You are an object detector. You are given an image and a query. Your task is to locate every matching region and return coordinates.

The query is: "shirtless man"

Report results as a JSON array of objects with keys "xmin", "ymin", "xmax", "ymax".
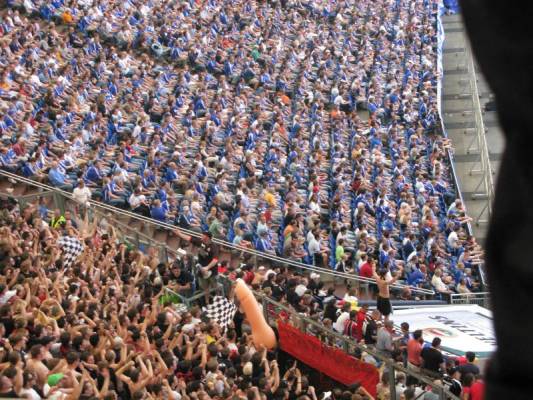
[
  {"xmin": 372, "ymin": 264, "xmax": 398, "ymax": 321},
  {"xmin": 26, "ymin": 345, "xmax": 49, "ymax": 388}
]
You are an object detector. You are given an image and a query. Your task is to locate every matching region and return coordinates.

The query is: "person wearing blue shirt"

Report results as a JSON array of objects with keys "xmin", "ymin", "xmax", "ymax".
[
  {"xmin": 255, "ymin": 230, "xmax": 275, "ymax": 255},
  {"xmin": 150, "ymin": 199, "xmax": 167, "ymax": 222},
  {"xmin": 84, "ymin": 161, "xmax": 103, "ymax": 187},
  {"xmin": 0, "ymin": 147, "xmax": 18, "ymax": 172},
  {"xmin": 164, "ymin": 162, "xmax": 180, "ymax": 186},
  {"xmin": 407, "ymin": 266, "xmax": 427, "ymax": 287},
  {"xmin": 48, "ymin": 161, "xmax": 73, "ymax": 190},
  {"xmin": 402, "ymin": 233, "xmax": 417, "ymax": 260},
  {"xmin": 102, "ymin": 177, "xmax": 126, "ymax": 207}
]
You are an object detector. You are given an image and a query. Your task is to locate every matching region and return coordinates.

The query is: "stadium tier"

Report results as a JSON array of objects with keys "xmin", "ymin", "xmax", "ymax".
[{"xmin": 0, "ymin": 0, "xmax": 487, "ymax": 398}]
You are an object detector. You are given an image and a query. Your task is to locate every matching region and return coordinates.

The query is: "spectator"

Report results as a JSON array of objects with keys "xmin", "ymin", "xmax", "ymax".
[
  {"xmin": 376, "ymin": 320, "xmax": 395, "ymax": 356},
  {"xmin": 421, "ymin": 338, "xmax": 445, "ymax": 378},
  {"xmin": 407, "ymin": 330, "xmax": 424, "ymax": 372},
  {"xmin": 72, "ymin": 179, "xmax": 92, "ymax": 207},
  {"xmin": 364, "ymin": 310, "xmax": 381, "ymax": 346},
  {"xmin": 457, "ymin": 351, "xmax": 480, "ymax": 384},
  {"xmin": 333, "ymin": 302, "xmax": 352, "ymax": 334}
]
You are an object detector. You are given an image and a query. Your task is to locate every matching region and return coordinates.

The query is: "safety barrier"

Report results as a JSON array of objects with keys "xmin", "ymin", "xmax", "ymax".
[
  {"xmin": 462, "ymin": 42, "xmax": 495, "ymax": 227},
  {"xmin": 0, "ymin": 170, "xmax": 437, "ymax": 297},
  {"xmin": 450, "ymin": 292, "xmax": 490, "ymax": 309},
  {"xmin": 239, "ymin": 276, "xmax": 460, "ymax": 400}
]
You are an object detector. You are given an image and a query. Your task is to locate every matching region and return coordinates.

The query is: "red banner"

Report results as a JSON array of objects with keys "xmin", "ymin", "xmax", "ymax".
[{"xmin": 278, "ymin": 321, "xmax": 379, "ymax": 397}]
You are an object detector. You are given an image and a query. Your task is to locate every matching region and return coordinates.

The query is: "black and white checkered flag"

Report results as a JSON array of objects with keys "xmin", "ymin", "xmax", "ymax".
[
  {"xmin": 205, "ymin": 296, "xmax": 237, "ymax": 330},
  {"xmin": 57, "ymin": 236, "xmax": 84, "ymax": 267}
]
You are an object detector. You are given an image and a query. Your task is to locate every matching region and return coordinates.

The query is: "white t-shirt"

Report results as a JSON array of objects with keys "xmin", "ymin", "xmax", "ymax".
[
  {"xmin": 447, "ymin": 231, "xmax": 459, "ymax": 248},
  {"xmin": 129, "ymin": 194, "xmax": 146, "ymax": 209},
  {"xmin": 334, "ymin": 311, "xmax": 350, "ymax": 333},
  {"xmin": 295, "ymin": 284, "xmax": 307, "ymax": 298},
  {"xmin": 72, "ymin": 186, "xmax": 92, "ymax": 205},
  {"xmin": 432, "ymin": 275, "xmax": 448, "ymax": 293},
  {"xmin": 308, "ymin": 237, "xmax": 320, "ymax": 256},
  {"xmin": 20, "ymin": 387, "xmax": 42, "ymax": 400},
  {"xmin": 0, "ymin": 290, "xmax": 17, "ymax": 305},
  {"xmin": 309, "ymin": 200, "xmax": 320, "ymax": 213}
]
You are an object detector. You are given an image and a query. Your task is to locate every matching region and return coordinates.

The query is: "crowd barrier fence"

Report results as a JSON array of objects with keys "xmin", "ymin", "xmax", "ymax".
[{"xmin": 0, "ymin": 169, "xmax": 437, "ymax": 297}]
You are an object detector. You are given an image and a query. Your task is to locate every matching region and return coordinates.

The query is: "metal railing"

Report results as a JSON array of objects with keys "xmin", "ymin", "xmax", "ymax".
[
  {"xmin": 463, "ymin": 43, "xmax": 495, "ymax": 227},
  {"xmin": 256, "ymin": 288, "xmax": 460, "ymax": 400},
  {"xmin": 450, "ymin": 292, "xmax": 490, "ymax": 308},
  {"xmin": 0, "ymin": 170, "xmax": 437, "ymax": 297}
]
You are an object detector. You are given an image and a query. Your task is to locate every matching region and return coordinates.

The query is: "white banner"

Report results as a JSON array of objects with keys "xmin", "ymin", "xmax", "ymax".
[{"xmin": 394, "ymin": 305, "xmax": 495, "ymax": 357}]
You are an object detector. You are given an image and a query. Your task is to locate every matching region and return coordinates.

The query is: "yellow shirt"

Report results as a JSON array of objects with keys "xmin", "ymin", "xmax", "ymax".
[
  {"xmin": 62, "ymin": 11, "xmax": 73, "ymax": 24},
  {"xmin": 264, "ymin": 191, "xmax": 276, "ymax": 208}
]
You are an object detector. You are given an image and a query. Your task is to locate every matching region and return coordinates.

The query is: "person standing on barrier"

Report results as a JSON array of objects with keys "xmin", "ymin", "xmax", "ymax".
[
  {"xmin": 175, "ymin": 229, "xmax": 219, "ymax": 304},
  {"xmin": 372, "ymin": 264, "xmax": 397, "ymax": 321}
]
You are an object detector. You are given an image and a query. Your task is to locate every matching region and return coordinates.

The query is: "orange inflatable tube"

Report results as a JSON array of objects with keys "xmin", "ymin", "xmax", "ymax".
[{"xmin": 234, "ymin": 279, "xmax": 277, "ymax": 349}]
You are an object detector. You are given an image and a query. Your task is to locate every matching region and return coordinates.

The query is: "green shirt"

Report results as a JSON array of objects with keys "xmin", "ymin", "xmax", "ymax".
[
  {"xmin": 335, "ymin": 245, "xmax": 345, "ymax": 262},
  {"xmin": 251, "ymin": 48, "xmax": 260, "ymax": 61},
  {"xmin": 209, "ymin": 218, "xmax": 222, "ymax": 237}
]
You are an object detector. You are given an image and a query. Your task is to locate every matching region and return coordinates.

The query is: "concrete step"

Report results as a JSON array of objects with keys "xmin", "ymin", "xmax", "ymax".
[
  {"xmin": 453, "ymin": 153, "xmax": 502, "ymax": 163},
  {"xmin": 463, "ymin": 199, "xmax": 489, "ymax": 244},
  {"xmin": 442, "ymin": 14, "xmax": 463, "ymax": 24},
  {"xmin": 443, "ymin": 47, "xmax": 465, "ymax": 54}
]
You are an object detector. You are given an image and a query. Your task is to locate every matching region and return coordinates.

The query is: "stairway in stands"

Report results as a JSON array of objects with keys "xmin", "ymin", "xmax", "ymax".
[{"xmin": 440, "ymin": 13, "xmax": 503, "ymax": 245}]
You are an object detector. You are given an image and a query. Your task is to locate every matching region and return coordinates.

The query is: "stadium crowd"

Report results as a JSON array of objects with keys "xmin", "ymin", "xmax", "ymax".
[
  {"xmin": 0, "ymin": 196, "xmax": 486, "ymax": 399},
  {"xmin": 0, "ymin": 0, "xmax": 484, "ymax": 296}
]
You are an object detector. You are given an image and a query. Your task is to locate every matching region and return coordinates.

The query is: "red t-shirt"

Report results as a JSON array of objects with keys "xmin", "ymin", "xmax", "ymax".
[
  {"xmin": 264, "ymin": 209, "xmax": 272, "ymax": 224},
  {"xmin": 470, "ymin": 380, "xmax": 485, "ymax": 400},
  {"xmin": 359, "ymin": 262, "xmax": 373, "ymax": 278},
  {"xmin": 455, "ymin": 355, "xmax": 467, "ymax": 365},
  {"xmin": 407, "ymin": 339, "xmax": 423, "ymax": 366},
  {"xmin": 355, "ymin": 310, "xmax": 367, "ymax": 341},
  {"xmin": 243, "ymin": 271, "xmax": 255, "ymax": 285}
]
